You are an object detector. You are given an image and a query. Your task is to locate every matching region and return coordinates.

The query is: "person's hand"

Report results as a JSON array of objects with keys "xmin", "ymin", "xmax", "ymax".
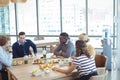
[
  {"xmin": 34, "ymin": 54, "xmax": 37, "ymax": 56},
  {"xmin": 5, "ymin": 46, "xmax": 12, "ymax": 53},
  {"xmin": 52, "ymin": 67, "xmax": 57, "ymax": 71},
  {"xmin": 71, "ymin": 56, "xmax": 76, "ymax": 60}
]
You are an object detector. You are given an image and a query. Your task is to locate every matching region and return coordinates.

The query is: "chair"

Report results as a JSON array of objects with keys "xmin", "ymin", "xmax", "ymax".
[
  {"xmin": 34, "ymin": 36, "xmax": 44, "ymax": 41},
  {"xmin": 89, "ymin": 68, "xmax": 108, "ymax": 80},
  {"xmin": 95, "ymin": 54, "xmax": 107, "ymax": 67},
  {"xmin": 0, "ymin": 73, "xmax": 2, "ymax": 80},
  {"xmin": 97, "ymin": 67, "xmax": 106, "ymax": 74}
]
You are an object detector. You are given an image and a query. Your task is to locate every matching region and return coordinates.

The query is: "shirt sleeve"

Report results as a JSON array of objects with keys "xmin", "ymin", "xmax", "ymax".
[
  {"xmin": 12, "ymin": 43, "xmax": 18, "ymax": 58},
  {"xmin": 0, "ymin": 47, "xmax": 13, "ymax": 67},
  {"xmin": 61, "ymin": 42, "xmax": 75, "ymax": 58},
  {"xmin": 29, "ymin": 40, "xmax": 37, "ymax": 54},
  {"xmin": 54, "ymin": 44, "xmax": 63, "ymax": 56}
]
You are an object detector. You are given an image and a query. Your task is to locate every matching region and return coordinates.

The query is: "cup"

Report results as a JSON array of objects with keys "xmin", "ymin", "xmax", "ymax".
[
  {"xmin": 24, "ymin": 60, "xmax": 28, "ymax": 64},
  {"xmin": 24, "ymin": 55, "xmax": 28, "ymax": 64},
  {"xmin": 43, "ymin": 54, "xmax": 46, "ymax": 58}
]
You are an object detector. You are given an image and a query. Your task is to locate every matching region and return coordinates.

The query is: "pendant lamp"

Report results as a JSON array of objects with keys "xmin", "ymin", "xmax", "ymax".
[
  {"xmin": 11, "ymin": 0, "xmax": 27, "ymax": 3},
  {"xmin": 0, "ymin": 0, "xmax": 9, "ymax": 6}
]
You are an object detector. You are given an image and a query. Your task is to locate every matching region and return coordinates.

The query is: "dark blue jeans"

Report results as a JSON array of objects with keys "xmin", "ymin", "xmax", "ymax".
[
  {"xmin": 0, "ymin": 68, "xmax": 8, "ymax": 80},
  {"xmin": 72, "ymin": 71, "xmax": 98, "ymax": 80}
]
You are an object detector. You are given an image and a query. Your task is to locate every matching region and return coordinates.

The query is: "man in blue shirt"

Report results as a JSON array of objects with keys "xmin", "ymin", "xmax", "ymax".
[
  {"xmin": 12, "ymin": 32, "xmax": 37, "ymax": 58},
  {"xmin": 54, "ymin": 32, "xmax": 75, "ymax": 58}
]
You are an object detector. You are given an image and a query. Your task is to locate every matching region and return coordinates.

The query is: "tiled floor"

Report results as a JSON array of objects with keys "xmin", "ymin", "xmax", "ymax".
[{"xmin": 108, "ymin": 70, "xmax": 120, "ymax": 80}]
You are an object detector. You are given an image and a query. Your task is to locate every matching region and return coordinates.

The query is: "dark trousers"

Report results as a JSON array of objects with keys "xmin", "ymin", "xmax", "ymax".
[
  {"xmin": 0, "ymin": 68, "xmax": 8, "ymax": 80},
  {"xmin": 72, "ymin": 71, "xmax": 98, "ymax": 80}
]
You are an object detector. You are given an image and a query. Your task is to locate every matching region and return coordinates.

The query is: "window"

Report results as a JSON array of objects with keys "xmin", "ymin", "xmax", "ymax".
[
  {"xmin": 9, "ymin": 2, "xmax": 16, "ymax": 35},
  {"xmin": 88, "ymin": 0, "xmax": 113, "ymax": 36},
  {"xmin": 38, "ymin": 0, "xmax": 60, "ymax": 35},
  {"xmin": 16, "ymin": 0, "xmax": 37, "ymax": 35},
  {"xmin": 62, "ymin": 0, "xmax": 86, "ymax": 35},
  {"xmin": 0, "ymin": 6, "xmax": 10, "ymax": 35}
]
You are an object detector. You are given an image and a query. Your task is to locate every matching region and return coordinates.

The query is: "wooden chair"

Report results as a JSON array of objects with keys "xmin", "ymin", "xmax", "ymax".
[{"xmin": 95, "ymin": 54, "xmax": 107, "ymax": 67}]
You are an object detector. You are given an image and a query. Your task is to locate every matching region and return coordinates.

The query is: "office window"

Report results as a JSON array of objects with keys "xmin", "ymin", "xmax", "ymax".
[
  {"xmin": 88, "ymin": 0, "xmax": 113, "ymax": 36},
  {"xmin": 62, "ymin": 0, "xmax": 86, "ymax": 35},
  {"xmin": 16, "ymin": 0, "xmax": 37, "ymax": 35},
  {"xmin": 38, "ymin": 0, "xmax": 60, "ymax": 35},
  {"xmin": 9, "ymin": 2, "xmax": 16, "ymax": 35},
  {"xmin": 0, "ymin": 6, "xmax": 10, "ymax": 35}
]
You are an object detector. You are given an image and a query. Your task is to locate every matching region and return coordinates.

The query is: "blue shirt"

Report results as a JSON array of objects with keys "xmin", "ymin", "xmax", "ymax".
[
  {"xmin": 0, "ymin": 46, "xmax": 13, "ymax": 70},
  {"xmin": 54, "ymin": 40, "xmax": 75, "ymax": 58},
  {"xmin": 12, "ymin": 39, "xmax": 37, "ymax": 58}
]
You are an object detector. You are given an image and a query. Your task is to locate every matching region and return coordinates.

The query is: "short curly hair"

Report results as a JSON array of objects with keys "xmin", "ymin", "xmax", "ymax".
[
  {"xmin": 60, "ymin": 32, "xmax": 69, "ymax": 38},
  {"xmin": 78, "ymin": 33, "xmax": 90, "ymax": 42},
  {"xmin": 0, "ymin": 36, "xmax": 10, "ymax": 46}
]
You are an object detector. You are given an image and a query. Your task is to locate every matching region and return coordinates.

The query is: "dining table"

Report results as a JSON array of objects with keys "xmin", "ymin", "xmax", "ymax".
[{"xmin": 6, "ymin": 57, "xmax": 74, "ymax": 80}]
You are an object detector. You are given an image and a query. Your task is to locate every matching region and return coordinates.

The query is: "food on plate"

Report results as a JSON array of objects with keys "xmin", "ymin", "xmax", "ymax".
[
  {"xmin": 28, "ymin": 54, "xmax": 33, "ymax": 58},
  {"xmin": 31, "ymin": 69, "xmax": 43, "ymax": 76},
  {"xmin": 17, "ymin": 61, "xmax": 23, "ymax": 64},
  {"xmin": 39, "ymin": 63, "xmax": 54, "ymax": 70},
  {"xmin": 12, "ymin": 61, "xmax": 17, "ymax": 65},
  {"xmin": 32, "ymin": 69, "xmax": 38, "ymax": 75},
  {"xmin": 33, "ymin": 58, "xmax": 45, "ymax": 64},
  {"xmin": 12, "ymin": 60, "xmax": 23, "ymax": 65}
]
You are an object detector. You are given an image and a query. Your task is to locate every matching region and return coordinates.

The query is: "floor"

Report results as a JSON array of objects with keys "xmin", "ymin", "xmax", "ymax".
[{"xmin": 108, "ymin": 70, "xmax": 120, "ymax": 80}]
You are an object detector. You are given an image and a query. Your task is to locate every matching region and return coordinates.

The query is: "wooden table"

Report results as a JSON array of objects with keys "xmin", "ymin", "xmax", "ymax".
[{"xmin": 6, "ymin": 58, "xmax": 72, "ymax": 80}]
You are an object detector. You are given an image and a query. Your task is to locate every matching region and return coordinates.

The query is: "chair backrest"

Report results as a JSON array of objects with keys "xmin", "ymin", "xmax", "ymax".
[
  {"xmin": 89, "ymin": 70, "xmax": 108, "ymax": 80},
  {"xmin": 34, "ymin": 36, "xmax": 44, "ymax": 41},
  {"xmin": 95, "ymin": 54, "xmax": 107, "ymax": 67},
  {"xmin": 97, "ymin": 67, "xmax": 106, "ymax": 75}
]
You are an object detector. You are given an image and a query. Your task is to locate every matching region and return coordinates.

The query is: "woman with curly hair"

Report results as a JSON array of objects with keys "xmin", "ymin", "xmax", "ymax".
[{"xmin": 78, "ymin": 33, "xmax": 96, "ymax": 58}]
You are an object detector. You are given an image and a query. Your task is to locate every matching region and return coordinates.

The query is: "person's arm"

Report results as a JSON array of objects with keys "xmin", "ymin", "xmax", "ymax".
[
  {"xmin": 0, "ymin": 47, "xmax": 13, "ymax": 67},
  {"xmin": 54, "ymin": 44, "xmax": 63, "ymax": 56},
  {"xmin": 62, "ymin": 42, "xmax": 75, "ymax": 58},
  {"xmin": 52, "ymin": 62, "xmax": 76, "ymax": 74},
  {"xmin": 12, "ymin": 43, "xmax": 18, "ymax": 58},
  {"xmin": 29, "ymin": 40, "xmax": 37, "ymax": 54}
]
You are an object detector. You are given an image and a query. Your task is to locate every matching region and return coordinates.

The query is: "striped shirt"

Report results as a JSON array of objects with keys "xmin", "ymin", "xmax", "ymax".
[{"xmin": 73, "ymin": 54, "xmax": 97, "ymax": 76}]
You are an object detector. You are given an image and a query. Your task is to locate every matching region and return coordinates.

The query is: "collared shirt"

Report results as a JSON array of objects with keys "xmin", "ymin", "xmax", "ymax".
[
  {"xmin": 0, "ymin": 46, "xmax": 13, "ymax": 70},
  {"xmin": 18, "ymin": 40, "xmax": 27, "ymax": 45},
  {"xmin": 54, "ymin": 40, "xmax": 75, "ymax": 58}
]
